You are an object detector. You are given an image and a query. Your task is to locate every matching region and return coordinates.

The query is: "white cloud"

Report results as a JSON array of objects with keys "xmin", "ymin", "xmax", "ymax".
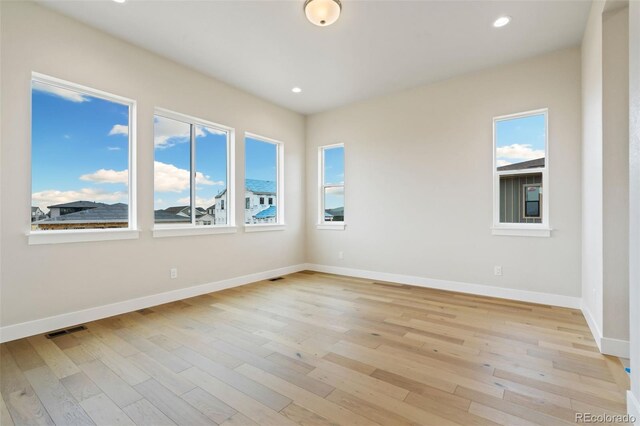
[
  {"xmin": 107, "ymin": 146, "xmax": 121, "ymax": 151},
  {"xmin": 496, "ymin": 160, "xmax": 512, "ymax": 167},
  {"xmin": 325, "ymin": 186, "xmax": 344, "ymax": 196},
  {"xmin": 32, "ymin": 80, "xmax": 89, "ymax": 103},
  {"xmin": 109, "ymin": 124, "xmax": 128, "ymax": 136},
  {"xmin": 32, "ymin": 188, "xmax": 127, "ymax": 213},
  {"xmin": 154, "ymin": 161, "xmax": 223, "ymax": 193},
  {"xmin": 154, "ymin": 116, "xmax": 201, "ymax": 149},
  {"xmin": 496, "ymin": 144, "xmax": 544, "ymax": 162},
  {"xmin": 80, "ymin": 169, "xmax": 128, "ymax": 184}
]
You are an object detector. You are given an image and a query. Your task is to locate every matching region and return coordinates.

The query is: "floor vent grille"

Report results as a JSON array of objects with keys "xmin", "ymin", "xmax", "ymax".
[
  {"xmin": 45, "ymin": 325, "xmax": 87, "ymax": 339},
  {"xmin": 269, "ymin": 277, "xmax": 284, "ymax": 282}
]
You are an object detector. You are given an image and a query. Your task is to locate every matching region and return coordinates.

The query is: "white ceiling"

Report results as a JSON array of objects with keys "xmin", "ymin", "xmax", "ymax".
[{"xmin": 39, "ymin": 0, "xmax": 591, "ymax": 115}]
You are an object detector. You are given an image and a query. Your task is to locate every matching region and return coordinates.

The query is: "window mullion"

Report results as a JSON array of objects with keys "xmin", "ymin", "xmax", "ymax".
[{"xmin": 190, "ymin": 124, "xmax": 196, "ymax": 226}]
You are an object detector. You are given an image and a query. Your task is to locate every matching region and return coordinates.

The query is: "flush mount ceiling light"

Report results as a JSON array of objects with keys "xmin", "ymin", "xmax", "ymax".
[
  {"xmin": 292, "ymin": 87, "xmax": 302, "ymax": 93},
  {"xmin": 112, "ymin": 0, "xmax": 126, "ymax": 3},
  {"xmin": 493, "ymin": 16, "xmax": 511, "ymax": 28},
  {"xmin": 304, "ymin": 0, "xmax": 342, "ymax": 27}
]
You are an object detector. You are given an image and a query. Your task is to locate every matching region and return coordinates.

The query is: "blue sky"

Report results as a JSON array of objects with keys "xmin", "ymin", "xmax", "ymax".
[
  {"xmin": 31, "ymin": 81, "xmax": 130, "ymax": 212},
  {"xmin": 245, "ymin": 137, "xmax": 276, "ymax": 182},
  {"xmin": 323, "ymin": 146, "xmax": 344, "ymax": 210},
  {"xmin": 495, "ymin": 113, "xmax": 545, "ymax": 168}
]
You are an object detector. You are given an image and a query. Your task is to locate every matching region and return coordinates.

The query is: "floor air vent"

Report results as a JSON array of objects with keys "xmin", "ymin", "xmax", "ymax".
[
  {"xmin": 269, "ymin": 277, "xmax": 284, "ymax": 281},
  {"xmin": 45, "ymin": 325, "xmax": 87, "ymax": 339}
]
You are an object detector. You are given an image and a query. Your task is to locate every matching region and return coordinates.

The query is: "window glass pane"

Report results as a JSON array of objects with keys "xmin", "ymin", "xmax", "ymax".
[
  {"xmin": 525, "ymin": 201, "xmax": 540, "ymax": 217},
  {"xmin": 324, "ymin": 187, "xmax": 344, "ymax": 222},
  {"xmin": 498, "ymin": 173, "xmax": 542, "ymax": 224},
  {"xmin": 31, "ymin": 80, "xmax": 130, "ymax": 230},
  {"xmin": 324, "ymin": 146, "xmax": 344, "ymax": 185},
  {"xmin": 153, "ymin": 115, "xmax": 191, "ymax": 225},
  {"xmin": 196, "ymin": 125, "xmax": 227, "ymax": 226},
  {"xmin": 495, "ymin": 113, "xmax": 545, "ymax": 172},
  {"xmin": 245, "ymin": 137, "xmax": 277, "ymax": 224}
]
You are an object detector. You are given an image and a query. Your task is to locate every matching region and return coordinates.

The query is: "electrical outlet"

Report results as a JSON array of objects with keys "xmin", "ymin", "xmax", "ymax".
[
  {"xmin": 170, "ymin": 268, "xmax": 178, "ymax": 279},
  {"xmin": 338, "ymin": 251, "xmax": 344, "ymax": 260},
  {"xmin": 494, "ymin": 266, "xmax": 503, "ymax": 276}
]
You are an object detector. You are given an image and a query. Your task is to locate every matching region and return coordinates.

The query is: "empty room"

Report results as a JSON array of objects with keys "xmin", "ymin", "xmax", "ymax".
[{"xmin": 1, "ymin": 0, "xmax": 639, "ymax": 425}]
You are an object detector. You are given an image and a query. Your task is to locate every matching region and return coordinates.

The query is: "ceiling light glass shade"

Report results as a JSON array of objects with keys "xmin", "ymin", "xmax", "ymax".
[
  {"xmin": 493, "ymin": 16, "xmax": 511, "ymax": 28},
  {"xmin": 304, "ymin": 0, "xmax": 342, "ymax": 27}
]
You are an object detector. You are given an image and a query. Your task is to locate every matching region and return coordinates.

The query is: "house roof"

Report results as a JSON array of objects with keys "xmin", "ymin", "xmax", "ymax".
[
  {"xmin": 163, "ymin": 206, "xmax": 190, "ymax": 214},
  {"xmin": 31, "ymin": 207, "xmax": 43, "ymax": 213},
  {"xmin": 497, "ymin": 157, "xmax": 545, "ymax": 172},
  {"xmin": 246, "ymin": 179, "xmax": 276, "ymax": 195},
  {"xmin": 40, "ymin": 203, "xmax": 128, "ymax": 223},
  {"xmin": 254, "ymin": 205, "xmax": 276, "ymax": 219},
  {"xmin": 47, "ymin": 201, "xmax": 106, "ymax": 209},
  {"xmin": 325, "ymin": 207, "xmax": 344, "ymax": 216},
  {"xmin": 154, "ymin": 210, "xmax": 190, "ymax": 222}
]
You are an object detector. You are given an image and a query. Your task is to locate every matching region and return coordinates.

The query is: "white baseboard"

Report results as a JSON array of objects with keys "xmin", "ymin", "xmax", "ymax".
[
  {"xmin": 0, "ymin": 264, "xmax": 306, "ymax": 343},
  {"xmin": 304, "ymin": 263, "xmax": 582, "ymax": 309},
  {"xmin": 580, "ymin": 302, "xmax": 630, "ymax": 358},
  {"xmin": 629, "ymin": 391, "xmax": 640, "ymax": 425}
]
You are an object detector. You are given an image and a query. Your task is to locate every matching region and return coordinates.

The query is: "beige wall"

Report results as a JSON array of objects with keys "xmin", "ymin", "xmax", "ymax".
[
  {"xmin": 581, "ymin": 0, "xmax": 606, "ymax": 333},
  {"xmin": 0, "ymin": 1, "xmax": 306, "ymax": 327},
  {"xmin": 306, "ymin": 48, "xmax": 582, "ymax": 297},
  {"xmin": 602, "ymin": 6, "xmax": 629, "ymax": 341},
  {"xmin": 629, "ymin": 0, "xmax": 640, "ymax": 409}
]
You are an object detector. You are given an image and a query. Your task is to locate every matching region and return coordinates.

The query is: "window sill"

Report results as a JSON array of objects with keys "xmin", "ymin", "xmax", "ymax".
[
  {"xmin": 317, "ymin": 223, "xmax": 346, "ymax": 231},
  {"xmin": 244, "ymin": 224, "xmax": 286, "ymax": 233},
  {"xmin": 491, "ymin": 226, "xmax": 551, "ymax": 237},
  {"xmin": 153, "ymin": 226, "xmax": 237, "ymax": 238},
  {"xmin": 28, "ymin": 229, "xmax": 140, "ymax": 245}
]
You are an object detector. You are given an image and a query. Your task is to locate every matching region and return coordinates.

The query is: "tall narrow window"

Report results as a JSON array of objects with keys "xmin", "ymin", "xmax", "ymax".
[
  {"xmin": 319, "ymin": 144, "xmax": 345, "ymax": 225},
  {"xmin": 244, "ymin": 134, "xmax": 283, "ymax": 226},
  {"xmin": 31, "ymin": 74, "xmax": 136, "ymax": 232},
  {"xmin": 153, "ymin": 110, "xmax": 231, "ymax": 228},
  {"xmin": 493, "ymin": 109, "xmax": 549, "ymax": 235}
]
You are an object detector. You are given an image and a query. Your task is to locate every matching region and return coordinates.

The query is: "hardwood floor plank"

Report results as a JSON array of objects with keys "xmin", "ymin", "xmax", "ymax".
[
  {"xmin": 79, "ymin": 360, "xmax": 143, "ymax": 408},
  {"xmin": 79, "ymin": 393, "xmax": 136, "ymax": 425},
  {"xmin": 181, "ymin": 387, "xmax": 237, "ymax": 424},
  {"xmin": 133, "ymin": 379, "xmax": 214, "ymax": 425},
  {"xmin": 121, "ymin": 399, "xmax": 176, "ymax": 426},
  {"xmin": 60, "ymin": 372, "xmax": 102, "ymax": 402},
  {"xmin": 23, "ymin": 365, "xmax": 94, "ymax": 426}
]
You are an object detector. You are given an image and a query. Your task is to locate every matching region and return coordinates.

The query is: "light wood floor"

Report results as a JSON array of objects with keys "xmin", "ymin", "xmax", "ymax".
[{"xmin": 0, "ymin": 271, "xmax": 631, "ymax": 425}]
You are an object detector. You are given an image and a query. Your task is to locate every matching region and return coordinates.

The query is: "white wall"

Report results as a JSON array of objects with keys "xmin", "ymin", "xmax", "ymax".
[
  {"xmin": 306, "ymin": 48, "xmax": 582, "ymax": 300},
  {"xmin": 0, "ymin": 2, "xmax": 306, "ymax": 329},
  {"xmin": 628, "ymin": 0, "xmax": 640, "ymax": 419}
]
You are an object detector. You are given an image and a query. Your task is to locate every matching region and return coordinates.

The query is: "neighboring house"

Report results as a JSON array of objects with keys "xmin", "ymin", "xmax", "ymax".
[
  {"xmin": 324, "ymin": 207, "xmax": 344, "ymax": 222},
  {"xmin": 497, "ymin": 158, "xmax": 544, "ymax": 224},
  {"xmin": 215, "ymin": 179, "xmax": 278, "ymax": 225},
  {"xmin": 47, "ymin": 201, "xmax": 106, "ymax": 218},
  {"xmin": 35, "ymin": 203, "xmax": 128, "ymax": 230},
  {"xmin": 31, "ymin": 206, "xmax": 46, "ymax": 222},
  {"xmin": 155, "ymin": 206, "xmax": 215, "ymax": 225}
]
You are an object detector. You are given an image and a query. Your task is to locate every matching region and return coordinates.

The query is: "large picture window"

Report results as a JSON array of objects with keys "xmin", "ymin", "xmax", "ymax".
[
  {"xmin": 153, "ymin": 109, "xmax": 232, "ymax": 228},
  {"xmin": 493, "ymin": 109, "xmax": 549, "ymax": 236},
  {"xmin": 319, "ymin": 144, "xmax": 345, "ymax": 226},
  {"xmin": 30, "ymin": 74, "xmax": 136, "ymax": 233},
  {"xmin": 244, "ymin": 134, "xmax": 283, "ymax": 226}
]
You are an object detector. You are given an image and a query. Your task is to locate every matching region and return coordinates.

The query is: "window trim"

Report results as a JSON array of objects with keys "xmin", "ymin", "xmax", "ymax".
[
  {"xmin": 244, "ymin": 132, "xmax": 285, "ymax": 230},
  {"xmin": 318, "ymin": 143, "xmax": 345, "ymax": 230},
  {"xmin": 492, "ymin": 108, "xmax": 551, "ymax": 237},
  {"xmin": 28, "ymin": 73, "xmax": 138, "ymax": 245},
  {"xmin": 152, "ymin": 108, "xmax": 235, "ymax": 236}
]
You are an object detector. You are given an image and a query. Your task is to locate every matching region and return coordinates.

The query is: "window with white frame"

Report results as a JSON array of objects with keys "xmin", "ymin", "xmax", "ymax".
[
  {"xmin": 244, "ymin": 134, "xmax": 283, "ymax": 225},
  {"xmin": 31, "ymin": 74, "xmax": 136, "ymax": 232},
  {"xmin": 153, "ymin": 110, "xmax": 232, "ymax": 228},
  {"xmin": 319, "ymin": 144, "xmax": 345, "ymax": 224},
  {"xmin": 493, "ymin": 109, "xmax": 548, "ymax": 231}
]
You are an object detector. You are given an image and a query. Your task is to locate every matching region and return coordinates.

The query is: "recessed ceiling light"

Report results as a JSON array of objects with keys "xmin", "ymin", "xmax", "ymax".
[
  {"xmin": 292, "ymin": 87, "xmax": 302, "ymax": 93},
  {"xmin": 113, "ymin": 0, "xmax": 126, "ymax": 3},
  {"xmin": 493, "ymin": 16, "xmax": 511, "ymax": 28}
]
